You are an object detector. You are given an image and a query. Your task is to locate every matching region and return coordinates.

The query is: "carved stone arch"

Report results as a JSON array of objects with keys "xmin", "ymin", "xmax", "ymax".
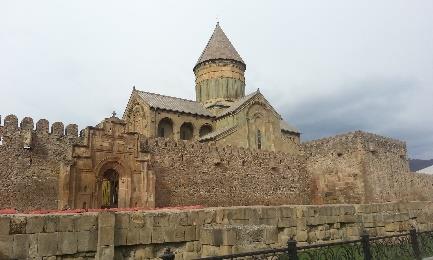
[{"xmin": 93, "ymin": 158, "xmax": 132, "ymax": 208}]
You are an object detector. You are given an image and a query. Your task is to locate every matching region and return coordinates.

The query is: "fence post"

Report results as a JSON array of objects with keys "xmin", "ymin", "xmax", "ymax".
[
  {"xmin": 410, "ymin": 228, "xmax": 422, "ymax": 260},
  {"xmin": 287, "ymin": 239, "xmax": 299, "ymax": 260},
  {"xmin": 361, "ymin": 231, "xmax": 372, "ymax": 260}
]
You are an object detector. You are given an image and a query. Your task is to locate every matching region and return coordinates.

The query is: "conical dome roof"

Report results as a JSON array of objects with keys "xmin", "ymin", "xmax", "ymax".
[{"xmin": 195, "ymin": 23, "xmax": 245, "ymax": 68}]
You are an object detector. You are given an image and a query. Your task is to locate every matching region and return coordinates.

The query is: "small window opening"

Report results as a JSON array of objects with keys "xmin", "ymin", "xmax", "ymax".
[{"xmin": 257, "ymin": 130, "xmax": 262, "ymax": 150}]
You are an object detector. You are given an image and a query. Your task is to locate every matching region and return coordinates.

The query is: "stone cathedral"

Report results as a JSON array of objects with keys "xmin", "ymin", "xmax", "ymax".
[
  {"xmin": 2, "ymin": 23, "xmax": 426, "ymax": 215},
  {"xmin": 123, "ymin": 23, "xmax": 300, "ymax": 154}
]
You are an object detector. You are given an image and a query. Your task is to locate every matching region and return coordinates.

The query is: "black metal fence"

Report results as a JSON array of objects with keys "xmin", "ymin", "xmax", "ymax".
[{"xmin": 174, "ymin": 228, "xmax": 433, "ymax": 260}]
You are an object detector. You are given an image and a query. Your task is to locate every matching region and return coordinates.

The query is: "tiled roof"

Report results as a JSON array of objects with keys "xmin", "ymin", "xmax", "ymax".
[
  {"xmin": 280, "ymin": 120, "xmax": 300, "ymax": 134},
  {"xmin": 199, "ymin": 125, "xmax": 238, "ymax": 141},
  {"xmin": 195, "ymin": 23, "xmax": 244, "ymax": 68},
  {"xmin": 136, "ymin": 90, "xmax": 215, "ymax": 117},
  {"xmin": 217, "ymin": 91, "xmax": 260, "ymax": 117}
]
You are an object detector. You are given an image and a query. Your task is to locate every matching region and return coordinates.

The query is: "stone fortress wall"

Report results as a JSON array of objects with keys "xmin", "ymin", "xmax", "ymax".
[
  {"xmin": 1, "ymin": 202, "xmax": 433, "ymax": 259},
  {"xmin": 303, "ymin": 131, "xmax": 433, "ymax": 204},
  {"xmin": 143, "ymin": 137, "xmax": 311, "ymax": 207},
  {"xmin": 2, "ymin": 114, "xmax": 433, "ymax": 212},
  {"xmin": 0, "ymin": 115, "xmax": 80, "ymax": 211}
]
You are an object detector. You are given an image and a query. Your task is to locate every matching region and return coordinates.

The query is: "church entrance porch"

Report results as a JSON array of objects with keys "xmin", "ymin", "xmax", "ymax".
[{"xmin": 58, "ymin": 116, "xmax": 156, "ymax": 210}]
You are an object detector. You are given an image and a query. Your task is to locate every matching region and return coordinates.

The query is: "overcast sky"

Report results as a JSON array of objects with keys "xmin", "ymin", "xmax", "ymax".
[{"xmin": 1, "ymin": 1, "xmax": 432, "ymax": 159}]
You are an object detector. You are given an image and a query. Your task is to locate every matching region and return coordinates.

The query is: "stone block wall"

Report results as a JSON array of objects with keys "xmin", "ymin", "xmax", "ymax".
[
  {"xmin": 303, "ymin": 131, "xmax": 433, "ymax": 204},
  {"xmin": 1, "ymin": 202, "xmax": 433, "ymax": 259},
  {"xmin": 0, "ymin": 115, "xmax": 81, "ymax": 211},
  {"xmin": 358, "ymin": 132, "xmax": 433, "ymax": 202},
  {"xmin": 144, "ymin": 137, "xmax": 311, "ymax": 207},
  {"xmin": 0, "ymin": 212, "xmax": 98, "ymax": 259},
  {"xmin": 303, "ymin": 131, "xmax": 367, "ymax": 204}
]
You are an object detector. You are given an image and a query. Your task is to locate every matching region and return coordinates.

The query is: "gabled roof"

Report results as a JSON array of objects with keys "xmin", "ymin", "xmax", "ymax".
[
  {"xmin": 135, "ymin": 90, "xmax": 215, "ymax": 117},
  {"xmin": 199, "ymin": 125, "xmax": 238, "ymax": 142},
  {"xmin": 217, "ymin": 90, "xmax": 260, "ymax": 117},
  {"xmin": 195, "ymin": 23, "xmax": 245, "ymax": 68},
  {"xmin": 280, "ymin": 120, "xmax": 300, "ymax": 134}
]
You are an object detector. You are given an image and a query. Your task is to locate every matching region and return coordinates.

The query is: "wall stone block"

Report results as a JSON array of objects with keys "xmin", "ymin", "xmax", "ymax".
[
  {"xmin": 26, "ymin": 216, "xmax": 45, "ymax": 234},
  {"xmin": 75, "ymin": 214, "xmax": 97, "ymax": 231},
  {"xmin": 77, "ymin": 230, "xmax": 97, "ymax": 252},
  {"xmin": 126, "ymin": 228, "xmax": 140, "ymax": 245},
  {"xmin": 37, "ymin": 232, "xmax": 58, "ymax": 256},
  {"xmin": 139, "ymin": 227, "xmax": 152, "ymax": 244},
  {"xmin": 58, "ymin": 232, "xmax": 78, "ymax": 254},
  {"xmin": 57, "ymin": 215, "xmax": 75, "ymax": 232},
  {"xmin": 0, "ymin": 235, "xmax": 13, "ymax": 259},
  {"xmin": 151, "ymin": 227, "xmax": 164, "ymax": 243},
  {"xmin": 12, "ymin": 234, "xmax": 30, "ymax": 259},
  {"xmin": 0, "ymin": 216, "xmax": 10, "ymax": 235}
]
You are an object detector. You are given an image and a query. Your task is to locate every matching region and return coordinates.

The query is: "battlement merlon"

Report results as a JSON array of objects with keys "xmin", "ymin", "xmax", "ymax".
[{"xmin": 0, "ymin": 114, "xmax": 82, "ymax": 148}]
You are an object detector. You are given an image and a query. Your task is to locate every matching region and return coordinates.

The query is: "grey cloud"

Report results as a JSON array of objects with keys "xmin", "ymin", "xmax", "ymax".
[
  {"xmin": 281, "ymin": 78, "xmax": 433, "ymax": 159},
  {"xmin": 0, "ymin": 1, "xmax": 432, "ymax": 159}
]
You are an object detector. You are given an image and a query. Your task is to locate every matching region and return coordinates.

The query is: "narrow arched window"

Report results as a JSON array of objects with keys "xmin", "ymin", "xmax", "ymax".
[
  {"xmin": 180, "ymin": 122, "xmax": 194, "ymax": 140},
  {"xmin": 157, "ymin": 118, "xmax": 173, "ymax": 138},
  {"xmin": 257, "ymin": 130, "xmax": 262, "ymax": 150}
]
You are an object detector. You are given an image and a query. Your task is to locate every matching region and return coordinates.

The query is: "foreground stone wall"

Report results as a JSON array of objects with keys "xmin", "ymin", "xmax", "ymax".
[
  {"xmin": 1, "ymin": 202, "xmax": 433, "ymax": 259},
  {"xmin": 0, "ymin": 115, "xmax": 80, "ymax": 211},
  {"xmin": 144, "ymin": 137, "xmax": 311, "ymax": 207}
]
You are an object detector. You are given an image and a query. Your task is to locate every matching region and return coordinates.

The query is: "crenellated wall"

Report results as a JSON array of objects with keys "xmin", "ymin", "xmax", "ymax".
[
  {"xmin": 2, "ymin": 113, "xmax": 433, "ymax": 213},
  {"xmin": 0, "ymin": 114, "xmax": 81, "ymax": 211},
  {"xmin": 143, "ymin": 137, "xmax": 311, "ymax": 208}
]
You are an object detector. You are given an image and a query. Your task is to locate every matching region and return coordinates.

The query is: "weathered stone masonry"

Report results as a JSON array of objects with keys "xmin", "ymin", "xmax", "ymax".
[
  {"xmin": 0, "ymin": 115, "xmax": 310, "ymax": 211},
  {"xmin": 3, "ymin": 115, "xmax": 433, "ymax": 212},
  {"xmin": 303, "ymin": 131, "xmax": 433, "ymax": 204},
  {"xmin": 145, "ymin": 137, "xmax": 311, "ymax": 207},
  {"xmin": 0, "ymin": 115, "xmax": 79, "ymax": 211},
  {"xmin": 1, "ymin": 202, "xmax": 433, "ymax": 259}
]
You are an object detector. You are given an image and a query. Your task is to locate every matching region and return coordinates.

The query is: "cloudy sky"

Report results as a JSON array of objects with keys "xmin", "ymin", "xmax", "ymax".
[{"xmin": 1, "ymin": 1, "xmax": 432, "ymax": 159}]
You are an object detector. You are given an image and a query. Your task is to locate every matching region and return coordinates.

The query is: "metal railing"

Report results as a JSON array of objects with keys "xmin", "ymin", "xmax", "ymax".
[{"xmin": 165, "ymin": 228, "xmax": 433, "ymax": 260}]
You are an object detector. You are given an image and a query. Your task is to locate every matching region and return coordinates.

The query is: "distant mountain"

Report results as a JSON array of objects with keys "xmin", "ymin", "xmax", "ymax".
[{"xmin": 410, "ymin": 159, "xmax": 433, "ymax": 172}]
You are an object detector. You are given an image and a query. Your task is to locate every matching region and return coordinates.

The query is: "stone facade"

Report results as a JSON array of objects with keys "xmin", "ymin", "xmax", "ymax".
[
  {"xmin": 121, "ymin": 23, "xmax": 301, "ymax": 153},
  {"xmin": 1, "ymin": 202, "xmax": 433, "ymax": 259},
  {"xmin": 60, "ymin": 116, "xmax": 155, "ymax": 210}
]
